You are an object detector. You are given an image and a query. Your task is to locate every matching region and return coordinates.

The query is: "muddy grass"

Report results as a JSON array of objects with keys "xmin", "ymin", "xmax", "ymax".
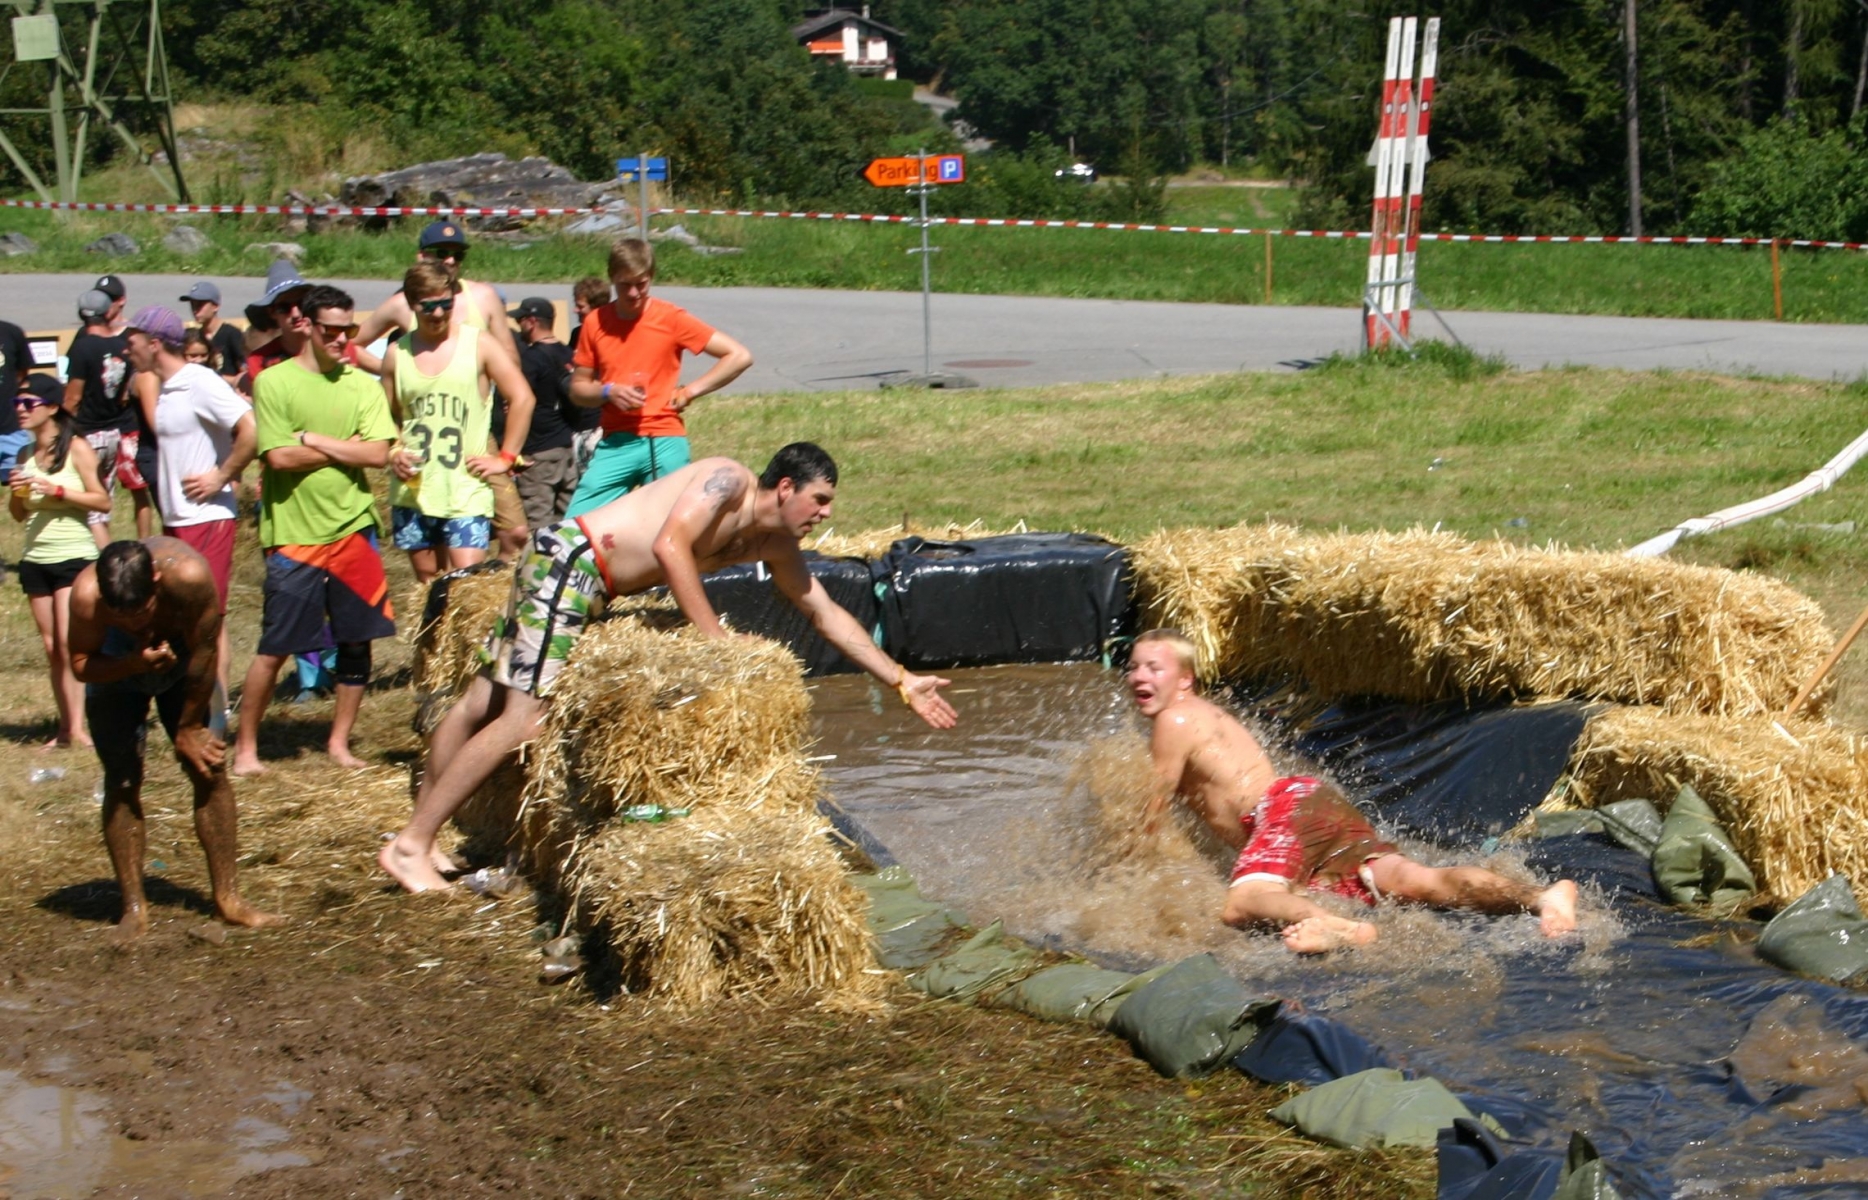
[{"xmin": 0, "ymin": 580, "xmax": 1430, "ymax": 1200}]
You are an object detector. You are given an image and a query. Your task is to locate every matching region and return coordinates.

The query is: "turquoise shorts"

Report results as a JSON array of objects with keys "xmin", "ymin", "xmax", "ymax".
[{"xmin": 564, "ymin": 433, "xmax": 690, "ymax": 518}]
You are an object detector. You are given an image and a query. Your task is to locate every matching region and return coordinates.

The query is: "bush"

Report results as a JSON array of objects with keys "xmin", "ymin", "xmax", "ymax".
[{"xmin": 1693, "ymin": 119, "xmax": 1868, "ymax": 242}]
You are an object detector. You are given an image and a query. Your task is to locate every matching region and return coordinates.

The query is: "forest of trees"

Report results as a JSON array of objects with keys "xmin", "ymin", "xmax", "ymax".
[{"xmin": 12, "ymin": 0, "xmax": 1868, "ymax": 237}]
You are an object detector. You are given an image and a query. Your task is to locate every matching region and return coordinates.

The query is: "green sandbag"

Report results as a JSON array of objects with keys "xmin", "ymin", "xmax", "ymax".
[
  {"xmin": 1269, "ymin": 1068, "xmax": 1482, "ymax": 1149},
  {"xmin": 907, "ymin": 920, "xmax": 1042, "ymax": 1001},
  {"xmin": 1535, "ymin": 809, "xmax": 1605, "ymax": 838},
  {"xmin": 1534, "ymin": 800, "xmax": 1663, "ymax": 856},
  {"xmin": 851, "ymin": 867, "xmax": 968, "ymax": 970},
  {"xmin": 1651, "ymin": 785, "xmax": 1755, "ymax": 912},
  {"xmin": 1085, "ymin": 962, "xmax": 1176, "ymax": 1028},
  {"xmin": 1757, "ymin": 874, "xmax": 1868, "ymax": 983},
  {"xmin": 1597, "ymin": 799, "xmax": 1664, "ymax": 856},
  {"xmin": 1106, "ymin": 954, "xmax": 1277, "ymax": 1078},
  {"xmin": 1555, "ymin": 1131, "xmax": 1624, "ymax": 1200},
  {"xmin": 998, "ymin": 962, "xmax": 1140, "ymax": 1024}
]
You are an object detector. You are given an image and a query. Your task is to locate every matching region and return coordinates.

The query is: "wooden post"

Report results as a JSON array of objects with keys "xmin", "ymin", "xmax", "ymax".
[
  {"xmin": 1264, "ymin": 232, "xmax": 1273, "ymax": 304},
  {"xmin": 1784, "ymin": 599, "xmax": 1868, "ymax": 718},
  {"xmin": 1771, "ymin": 238, "xmax": 1784, "ymax": 321}
]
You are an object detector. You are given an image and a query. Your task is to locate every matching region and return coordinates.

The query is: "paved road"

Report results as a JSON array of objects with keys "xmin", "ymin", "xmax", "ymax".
[{"xmin": 10, "ymin": 271, "xmax": 1866, "ymax": 389}]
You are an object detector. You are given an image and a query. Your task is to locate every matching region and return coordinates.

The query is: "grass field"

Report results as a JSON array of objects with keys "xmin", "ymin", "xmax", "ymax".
[
  {"xmin": 4, "ymin": 187, "xmax": 1867, "ymax": 323},
  {"xmin": 4, "ymin": 356, "xmax": 1867, "ymax": 1196}
]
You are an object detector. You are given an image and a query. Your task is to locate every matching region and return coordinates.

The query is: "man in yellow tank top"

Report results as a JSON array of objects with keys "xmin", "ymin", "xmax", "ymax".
[
  {"xmin": 382, "ymin": 262, "xmax": 535, "ymax": 583},
  {"xmin": 356, "ymin": 221, "xmax": 530, "ymax": 557}
]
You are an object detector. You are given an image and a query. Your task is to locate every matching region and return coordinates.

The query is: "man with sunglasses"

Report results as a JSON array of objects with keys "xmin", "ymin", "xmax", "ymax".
[
  {"xmin": 233, "ymin": 286, "xmax": 399, "ymax": 777},
  {"xmin": 355, "ymin": 222, "xmax": 529, "ymax": 557},
  {"xmin": 64, "ymin": 288, "xmax": 134, "ymax": 548},
  {"xmin": 382, "ymin": 262, "xmax": 535, "ymax": 583}
]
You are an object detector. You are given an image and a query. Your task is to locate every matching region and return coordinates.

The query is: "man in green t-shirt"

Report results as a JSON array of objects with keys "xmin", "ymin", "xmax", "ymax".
[{"xmin": 232, "ymin": 286, "xmax": 399, "ymax": 776}]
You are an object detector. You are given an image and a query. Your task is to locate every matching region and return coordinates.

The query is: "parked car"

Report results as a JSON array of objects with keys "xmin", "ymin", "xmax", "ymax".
[{"xmin": 1054, "ymin": 162, "xmax": 1097, "ymax": 183}]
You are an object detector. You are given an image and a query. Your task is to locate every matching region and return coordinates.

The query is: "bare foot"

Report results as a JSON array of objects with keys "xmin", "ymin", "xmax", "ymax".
[
  {"xmin": 379, "ymin": 838, "xmax": 455, "ymax": 893},
  {"xmin": 1535, "ymin": 879, "xmax": 1580, "ymax": 936},
  {"xmin": 1281, "ymin": 915, "xmax": 1378, "ymax": 954},
  {"xmin": 104, "ymin": 907, "xmax": 150, "ymax": 946},
  {"xmin": 327, "ymin": 744, "xmax": 368, "ymax": 770},
  {"xmin": 230, "ymin": 754, "xmax": 268, "ymax": 778},
  {"xmin": 216, "ymin": 895, "xmax": 287, "ymax": 928}
]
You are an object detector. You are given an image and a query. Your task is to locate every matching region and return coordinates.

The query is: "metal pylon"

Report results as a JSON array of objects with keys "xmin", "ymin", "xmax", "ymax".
[{"xmin": 0, "ymin": 0, "xmax": 187, "ymax": 202}]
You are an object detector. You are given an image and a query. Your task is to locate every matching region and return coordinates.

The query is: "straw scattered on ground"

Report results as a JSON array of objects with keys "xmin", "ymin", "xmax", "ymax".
[
  {"xmin": 1566, "ymin": 704, "xmax": 1868, "ymax": 904},
  {"xmin": 1131, "ymin": 522, "xmax": 1834, "ymax": 718}
]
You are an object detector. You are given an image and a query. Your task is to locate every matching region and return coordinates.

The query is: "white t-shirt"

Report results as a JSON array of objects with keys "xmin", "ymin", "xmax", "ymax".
[{"xmin": 153, "ymin": 362, "xmax": 250, "ymax": 526}]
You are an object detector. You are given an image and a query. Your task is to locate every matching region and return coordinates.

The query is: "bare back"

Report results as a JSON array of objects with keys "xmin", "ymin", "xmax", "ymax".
[
  {"xmin": 1151, "ymin": 694, "xmax": 1280, "ymax": 847},
  {"xmin": 572, "ymin": 457, "xmax": 795, "ymax": 595}
]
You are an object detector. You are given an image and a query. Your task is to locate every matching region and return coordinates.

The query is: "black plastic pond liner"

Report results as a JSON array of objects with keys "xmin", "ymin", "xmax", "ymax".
[
  {"xmin": 831, "ymin": 697, "xmax": 1868, "ymax": 1198},
  {"xmin": 874, "ymin": 534, "xmax": 1134, "ymax": 669},
  {"xmin": 698, "ymin": 553, "xmax": 879, "ymax": 675},
  {"xmin": 1242, "ymin": 690, "xmax": 1597, "ymax": 846},
  {"xmin": 1232, "ymin": 1008, "xmax": 1394, "ymax": 1085}
]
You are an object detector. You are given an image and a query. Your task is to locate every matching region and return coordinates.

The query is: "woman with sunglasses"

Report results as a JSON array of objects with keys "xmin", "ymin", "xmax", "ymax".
[{"xmin": 8, "ymin": 391, "xmax": 111, "ymax": 748}]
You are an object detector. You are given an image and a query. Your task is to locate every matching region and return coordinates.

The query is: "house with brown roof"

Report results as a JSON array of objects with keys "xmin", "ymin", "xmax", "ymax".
[{"xmin": 792, "ymin": 7, "xmax": 902, "ymax": 79}]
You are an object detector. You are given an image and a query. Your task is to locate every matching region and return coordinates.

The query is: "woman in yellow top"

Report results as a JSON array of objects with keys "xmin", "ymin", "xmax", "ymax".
[
  {"xmin": 9, "ymin": 389, "xmax": 112, "ymax": 748},
  {"xmin": 381, "ymin": 261, "xmax": 534, "ymax": 584}
]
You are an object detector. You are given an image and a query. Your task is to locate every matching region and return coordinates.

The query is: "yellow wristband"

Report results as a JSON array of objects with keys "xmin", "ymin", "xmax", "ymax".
[{"xmin": 896, "ymin": 675, "xmax": 914, "ymax": 706}]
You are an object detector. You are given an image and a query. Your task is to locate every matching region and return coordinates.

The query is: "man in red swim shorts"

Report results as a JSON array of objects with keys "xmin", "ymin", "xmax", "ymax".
[{"xmin": 1127, "ymin": 628, "xmax": 1579, "ymax": 953}]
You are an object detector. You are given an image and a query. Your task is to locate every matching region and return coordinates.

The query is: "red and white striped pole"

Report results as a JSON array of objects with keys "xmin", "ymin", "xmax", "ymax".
[
  {"xmin": 1365, "ymin": 17, "xmax": 1407, "ymax": 349},
  {"xmin": 1397, "ymin": 17, "xmax": 1440, "ymax": 340},
  {"xmin": 1377, "ymin": 18, "xmax": 1417, "ymax": 346}
]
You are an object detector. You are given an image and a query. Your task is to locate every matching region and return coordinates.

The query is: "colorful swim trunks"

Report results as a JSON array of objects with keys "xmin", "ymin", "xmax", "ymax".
[
  {"xmin": 480, "ymin": 519, "xmax": 611, "ymax": 697},
  {"xmin": 1228, "ymin": 776, "xmax": 1398, "ymax": 906}
]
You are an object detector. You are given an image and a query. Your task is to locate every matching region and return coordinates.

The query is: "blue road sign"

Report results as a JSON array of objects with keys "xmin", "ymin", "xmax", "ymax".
[
  {"xmin": 936, "ymin": 155, "xmax": 965, "ymax": 183},
  {"xmin": 616, "ymin": 156, "xmax": 669, "ymax": 182}
]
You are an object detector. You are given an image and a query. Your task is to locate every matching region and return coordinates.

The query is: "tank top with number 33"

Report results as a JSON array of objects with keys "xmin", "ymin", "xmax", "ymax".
[{"xmin": 389, "ymin": 325, "xmax": 493, "ymax": 519}]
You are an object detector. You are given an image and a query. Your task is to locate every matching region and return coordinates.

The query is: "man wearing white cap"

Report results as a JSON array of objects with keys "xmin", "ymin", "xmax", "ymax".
[{"xmin": 123, "ymin": 306, "xmax": 255, "ymax": 690}]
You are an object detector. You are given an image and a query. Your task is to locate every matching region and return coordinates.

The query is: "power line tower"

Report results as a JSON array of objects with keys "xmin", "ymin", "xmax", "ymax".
[{"xmin": 1, "ymin": 0, "xmax": 187, "ymax": 202}]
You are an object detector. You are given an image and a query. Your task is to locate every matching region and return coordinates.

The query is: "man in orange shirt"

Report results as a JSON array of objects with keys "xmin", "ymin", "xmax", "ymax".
[{"xmin": 564, "ymin": 239, "xmax": 752, "ymax": 517}]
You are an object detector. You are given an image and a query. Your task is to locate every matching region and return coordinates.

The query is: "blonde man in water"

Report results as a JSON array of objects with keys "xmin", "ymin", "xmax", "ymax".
[{"xmin": 1127, "ymin": 629, "xmax": 1578, "ymax": 953}]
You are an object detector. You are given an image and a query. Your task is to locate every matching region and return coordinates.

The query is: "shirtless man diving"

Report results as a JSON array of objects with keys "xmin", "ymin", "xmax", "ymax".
[
  {"xmin": 1127, "ymin": 628, "xmax": 1578, "ymax": 953},
  {"xmin": 379, "ymin": 441, "xmax": 958, "ymax": 893},
  {"xmin": 68, "ymin": 538, "xmax": 284, "ymax": 940}
]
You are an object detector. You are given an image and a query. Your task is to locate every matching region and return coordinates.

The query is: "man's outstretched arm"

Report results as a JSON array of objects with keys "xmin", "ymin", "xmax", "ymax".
[{"xmin": 767, "ymin": 543, "xmax": 956, "ymax": 729}]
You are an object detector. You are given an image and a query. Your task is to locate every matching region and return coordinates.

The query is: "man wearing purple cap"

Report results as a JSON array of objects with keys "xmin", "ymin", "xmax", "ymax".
[{"xmin": 124, "ymin": 306, "xmax": 255, "ymax": 690}]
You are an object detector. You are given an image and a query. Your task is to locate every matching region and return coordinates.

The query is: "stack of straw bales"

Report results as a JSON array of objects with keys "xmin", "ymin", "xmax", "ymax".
[
  {"xmin": 1129, "ymin": 523, "xmax": 1831, "ymax": 717},
  {"xmin": 1129, "ymin": 522, "xmax": 1859, "ymax": 903},
  {"xmin": 410, "ymin": 563, "xmax": 517, "ymax": 726},
  {"xmin": 428, "ymin": 592, "xmax": 880, "ymax": 1010}
]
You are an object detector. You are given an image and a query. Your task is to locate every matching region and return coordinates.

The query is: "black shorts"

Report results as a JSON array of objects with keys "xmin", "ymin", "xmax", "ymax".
[
  {"xmin": 85, "ymin": 627, "xmax": 200, "ymax": 779},
  {"xmin": 18, "ymin": 556, "xmax": 93, "ymax": 596}
]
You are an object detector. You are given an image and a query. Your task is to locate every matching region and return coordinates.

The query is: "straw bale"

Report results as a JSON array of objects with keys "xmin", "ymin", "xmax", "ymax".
[
  {"xmin": 521, "ymin": 615, "xmax": 818, "ymax": 832},
  {"xmin": 1130, "ymin": 522, "xmax": 1832, "ymax": 718},
  {"xmin": 568, "ymin": 804, "xmax": 886, "ymax": 1010},
  {"xmin": 411, "ymin": 564, "xmax": 515, "ymax": 708},
  {"xmin": 1567, "ymin": 705, "xmax": 1868, "ymax": 904}
]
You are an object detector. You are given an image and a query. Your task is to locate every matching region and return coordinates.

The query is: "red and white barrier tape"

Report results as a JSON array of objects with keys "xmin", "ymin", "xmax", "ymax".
[{"xmin": 1, "ymin": 197, "xmax": 1862, "ymax": 251}]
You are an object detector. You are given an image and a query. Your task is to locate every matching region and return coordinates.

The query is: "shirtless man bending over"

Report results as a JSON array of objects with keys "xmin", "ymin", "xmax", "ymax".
[
  {"xmin": 379, "ymin": 442, "xmax": 959, "ymax": 892},
  {"xmin": 1127, "ymin": 629, "xmax": 1578, "ymax": 953},
  {"xmin": 68, "ymin": 539, "xmax": 284, "ymax": 939}
]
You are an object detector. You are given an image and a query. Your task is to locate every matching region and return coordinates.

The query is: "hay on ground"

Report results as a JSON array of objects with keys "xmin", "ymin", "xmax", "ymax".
[
  {"xmin": 569, "ymin": 804, "xmax": 885, "ymax": 1011},
  {"xmin": 1130, "ymin": 522, "xmax": 1833, "ymax": 718},
  {"xmin": 1565, "ymin": 705, "xmax": 1868, "ymax": 905}
]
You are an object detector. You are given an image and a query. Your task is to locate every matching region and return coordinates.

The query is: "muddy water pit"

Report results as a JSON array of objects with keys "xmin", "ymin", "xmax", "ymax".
[{"xmin": 810, "ymin": 663, "xmax": 1868, "ymax": 1196}]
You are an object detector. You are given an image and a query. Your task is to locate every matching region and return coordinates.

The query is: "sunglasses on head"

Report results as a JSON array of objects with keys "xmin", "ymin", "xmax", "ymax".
[{"xmin": 415, "ymin": 296, "xmax": 455, "ymax": 315}]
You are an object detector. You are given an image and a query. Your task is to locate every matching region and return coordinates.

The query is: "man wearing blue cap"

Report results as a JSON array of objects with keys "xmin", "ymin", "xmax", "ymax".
[{"xmin": 180, "ymin": 282, "xmax": 247, "ymax": 390}]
